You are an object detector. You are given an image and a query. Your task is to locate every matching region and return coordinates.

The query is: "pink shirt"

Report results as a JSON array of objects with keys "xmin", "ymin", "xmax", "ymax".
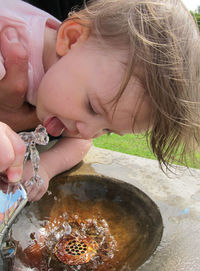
[{"xmin": 0, "ymin": 0, "xmax": 60, "ymax": 105}]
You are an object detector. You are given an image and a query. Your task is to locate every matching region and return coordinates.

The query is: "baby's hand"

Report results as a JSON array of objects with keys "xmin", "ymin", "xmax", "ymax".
[
  {"xmin": 22, "ymin": 161, "xmax": 50, "ymax": 201},
  {"xmin": 0, "ymin": 122, "xmax": 26, "ymax": 183}
]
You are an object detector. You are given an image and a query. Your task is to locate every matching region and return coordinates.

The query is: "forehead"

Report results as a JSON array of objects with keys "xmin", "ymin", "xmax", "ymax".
[
  {"xmin": 87, "ymin": 54, "xmax": 146, "ymax": 133},
  {"xmin": 87, "ymin": 48, "xmax": 145, "ymax": 109},
  {"xmin": 86, "ymin": 42, "xmax": 142, "ymax": 100},
  {"xmin": 90, "ymin": 47, "xmax": 148, "ymax": 133}
]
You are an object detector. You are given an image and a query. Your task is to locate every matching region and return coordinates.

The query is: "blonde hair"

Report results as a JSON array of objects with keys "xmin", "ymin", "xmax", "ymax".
[{"xmin": 69, "ymin": 0, "xmax": 200, "ymax": 170}]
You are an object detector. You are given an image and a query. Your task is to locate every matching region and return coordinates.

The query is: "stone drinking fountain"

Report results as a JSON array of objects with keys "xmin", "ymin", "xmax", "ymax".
[
  {"xmin": 1, "ymin": 129, "xmax": 200, "ymax": 270},
  {"xmin": 11, "ymin": 173, "xmax": 163, "ymax": 270}
]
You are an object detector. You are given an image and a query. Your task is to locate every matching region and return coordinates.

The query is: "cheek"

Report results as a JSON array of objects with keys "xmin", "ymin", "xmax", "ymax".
[
  {"xmin": 37, "ymin": 67, "xmax": 67, "ymax": 105},
  {"xmin": 40, "ymin": 57, "xmax": 70, "ymax": 92}
]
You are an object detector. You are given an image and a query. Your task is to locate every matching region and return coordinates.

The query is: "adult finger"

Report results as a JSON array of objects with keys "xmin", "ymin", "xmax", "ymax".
[{"xmin": 4, "ymin": 125, "xmax": 26, "ymax": 183}]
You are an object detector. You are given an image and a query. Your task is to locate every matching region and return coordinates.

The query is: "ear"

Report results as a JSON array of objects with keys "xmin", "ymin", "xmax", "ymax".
[{"xmin": 56, "ymin": 19, "xmax": 90, "ymax": 56}]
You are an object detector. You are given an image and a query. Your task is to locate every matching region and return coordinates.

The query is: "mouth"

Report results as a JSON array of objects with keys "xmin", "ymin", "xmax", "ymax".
[{"xmin": 43, "ymin": 117, "xmax": 66, "ymax": 137}]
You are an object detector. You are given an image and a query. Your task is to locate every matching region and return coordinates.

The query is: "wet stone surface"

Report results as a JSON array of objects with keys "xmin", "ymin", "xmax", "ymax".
[
  {"xmin": 84, "ymin": 147, "xmax": 200, "ymax": 271},
  {"xmin": 8, "ymin": 145, "xmax": 200, "ymax": 270}
]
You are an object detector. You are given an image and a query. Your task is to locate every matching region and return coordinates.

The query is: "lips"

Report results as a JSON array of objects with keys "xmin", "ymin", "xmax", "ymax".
[{"xmin": 43, "ymin": 117, "xmax": 65, "ymax": 137}]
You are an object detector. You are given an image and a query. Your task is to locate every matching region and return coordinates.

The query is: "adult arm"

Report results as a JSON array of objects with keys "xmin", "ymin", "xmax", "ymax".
[{"xmin": 0, "ymin": 27, "xmax": 40, "ymax": 132}]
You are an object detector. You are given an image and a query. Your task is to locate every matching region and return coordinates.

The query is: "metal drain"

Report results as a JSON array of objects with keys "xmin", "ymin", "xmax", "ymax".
[
  {"xmin": 65, "ymin": 240, "xmax": 87, "ymax": 256},
  {"xmin": 54, "ymin": 235, "xmax": 98, "ymax": 265}
]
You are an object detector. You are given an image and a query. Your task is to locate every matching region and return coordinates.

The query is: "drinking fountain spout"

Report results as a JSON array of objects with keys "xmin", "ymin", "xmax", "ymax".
[
  {"xmin": 0, "ymin": 180, "xmax": 28, "ymax": 270},
  {"xmin": 0, "ymin": 182, "xmax": 28, "ymax": 246}
]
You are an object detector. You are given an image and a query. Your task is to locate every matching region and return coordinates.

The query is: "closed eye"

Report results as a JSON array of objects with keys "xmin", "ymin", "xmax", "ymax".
[{"xmin": 88, "ymin": 100, "xmax": 98, "ymax": 115}]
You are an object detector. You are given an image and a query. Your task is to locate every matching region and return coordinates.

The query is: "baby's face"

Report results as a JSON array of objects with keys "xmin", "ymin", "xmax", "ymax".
[{"xmin": 36, "ymin": 40, "xmax": 152, "ymax": 138}]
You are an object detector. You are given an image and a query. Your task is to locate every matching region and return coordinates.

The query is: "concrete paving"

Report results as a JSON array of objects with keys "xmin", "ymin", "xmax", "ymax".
[{"xmin": 78, "ymin": 146, "xmax": 200, "ymax": 271}]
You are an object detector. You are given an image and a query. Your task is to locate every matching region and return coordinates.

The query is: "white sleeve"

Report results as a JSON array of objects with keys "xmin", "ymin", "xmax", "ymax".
[{"xmin": 0, "ymin": 51, "xmax": 6, "ymax": 80}]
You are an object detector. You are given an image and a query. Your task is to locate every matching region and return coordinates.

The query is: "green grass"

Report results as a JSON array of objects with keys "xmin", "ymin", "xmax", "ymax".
[
  {"xmin": 93, "ymin": 133, "xmax": 200, "ymax": 169},
  {"xmin": 94, "ymin": 133, "xmax": 155, "ymax": 159}
]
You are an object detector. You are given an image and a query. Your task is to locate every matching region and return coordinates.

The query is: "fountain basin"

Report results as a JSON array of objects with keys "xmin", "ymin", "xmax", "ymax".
[{"xmin": 12, "ymin": 173, "xmax": 163, "ymax": 270}]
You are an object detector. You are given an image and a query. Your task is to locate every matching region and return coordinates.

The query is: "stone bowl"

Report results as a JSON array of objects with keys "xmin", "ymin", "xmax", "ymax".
[{"xmin": 12, "ymin": 173, "xmax": 163, "ymax": 271}]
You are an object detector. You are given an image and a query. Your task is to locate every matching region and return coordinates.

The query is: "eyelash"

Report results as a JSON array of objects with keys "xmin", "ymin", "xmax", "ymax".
[
  {"xmin": 88, "ymin": 100, "xmax": 111, "ymax": 135},
  {"xmin": 104, "ymin": 129, "xmax": 112, "ymax": 135}
]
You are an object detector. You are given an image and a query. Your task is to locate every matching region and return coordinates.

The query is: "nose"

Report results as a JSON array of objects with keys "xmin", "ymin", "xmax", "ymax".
[{"xmin": 76, "ymin": 121, "xmax": 106, "ymax": 139}]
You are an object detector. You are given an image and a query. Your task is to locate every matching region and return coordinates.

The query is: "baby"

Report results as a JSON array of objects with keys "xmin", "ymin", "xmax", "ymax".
[{"xmin": 0, "ymin": 0, "xmax": 199, "ymax": 200}]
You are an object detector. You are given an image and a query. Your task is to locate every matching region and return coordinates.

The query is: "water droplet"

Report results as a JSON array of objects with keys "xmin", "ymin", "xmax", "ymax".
[{"xmin": 168, "ymin": 216, "xmax": 180, "ymax": 224}]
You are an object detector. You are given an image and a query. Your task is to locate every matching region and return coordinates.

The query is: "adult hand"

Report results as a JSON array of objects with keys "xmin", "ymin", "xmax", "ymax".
[
  {"xmin": 0, "ymin": 27, "xmax": 40, "ymax": 132},
  {"xmin": 0, "ymin": 122, "xmax": 26, "ymax": 183}
]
